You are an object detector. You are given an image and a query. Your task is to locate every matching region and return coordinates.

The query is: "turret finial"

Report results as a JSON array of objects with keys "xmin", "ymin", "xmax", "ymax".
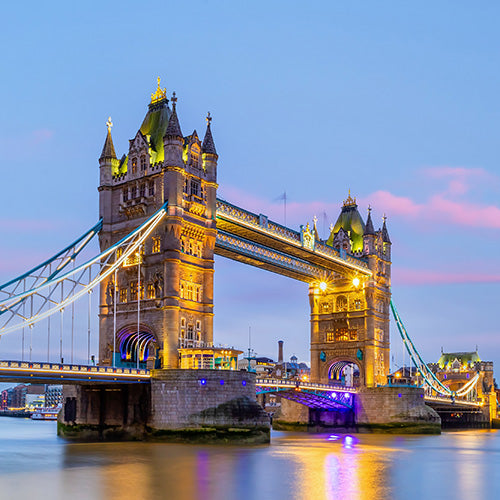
[
  {"xmin": 383, "ymin": 213, "xmax": 387, "ymax": 223},
  {"xmin": 206, "ymin": 111, "xmax": 212, "ymax": 125},
  {"xmin": 151, "ymin": 76, "xmax": 167, "ymax": 103},
  {"xmin": 343, "ymin": 189, "xmax": 357, "ymax": 207},
  {"xmin": 367, "ymin": 204, "xmax": 372, "ymax": 214},
  {"xmin": 171, "ymin": 91, "xmax": 177, "ymax": 106},
  {"xmin": 106, "ymin": 116, "xmax": 113, "ymax": 132}
]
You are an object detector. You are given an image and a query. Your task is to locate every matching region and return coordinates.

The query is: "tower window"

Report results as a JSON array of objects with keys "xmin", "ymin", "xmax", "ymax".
[
  {"xmin": 131, "ymin": 186, "xmax": 138, "ymax": 199},
  {"xmin": 152, "ymin": 237, "xmax": 161, "ymax": 253},
  {"xmin": 132, "ymin": 157, "xmax": 137, "ymax": 174},
  {"xmin": 119, "ymin": 289, "xmax": 127, "ymax": 303},
  {"xmin": 190, "ymin": 146, "xmax": 200, "ymax": 168},
  {"xmin": 148, "ymin": 180, "xmax": 155, "ymax": 196},
  {"xmin": 336, "ymin": 296, "xmax": 348, "ymax": 312},
  {"xmin": 122, "ymin": 188, "xmax": 129, "ymax": 202},
  {"xmin": 190, "ymin": 180, "xmax": 200, "ymax": 197},
  {"xmin": 139, "ymin": 184, "xmax": 146, "ymax": 198},
  {"xmin": 196, "ymin": 320, "xmax": 201, "ymax": 330},
  {"xmin": 147, "ymin": 283, "xmax": 155, "ymax": 299},
  {"xmin": 140, "ymin": 155, "xmax": 147, "ymax": 171}
]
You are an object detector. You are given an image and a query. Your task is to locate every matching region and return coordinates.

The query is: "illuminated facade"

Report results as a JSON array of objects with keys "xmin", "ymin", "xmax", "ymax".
[
  {"xmin": 98, "ymin": 79, "xmax": 218, "ymax": 369},
  {"xmin": 310, "ymin": 195, "xmax": 392, "ymax": 387}
]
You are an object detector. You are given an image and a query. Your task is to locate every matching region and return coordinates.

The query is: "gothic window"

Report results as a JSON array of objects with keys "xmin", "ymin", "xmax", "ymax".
[
  {"xmin": 181, "ymin": 318, "xmax": 186, "ymax": 328},
  {"xmin": 122, "ymin": 188, "xmax": 129, "ymax": 202},
  {"xmin": 130, "ymin": 282, "xmax": 144, "ymax": 301},
  {"xmin": 336, "ymin": 295, "xmax": 348, "ymax": 312},
  {"xmin": 140, "ymin": 155, "xmax": 147, "ymax": 171},
  {"xmin": 195, "ymin": 286, "xmax": 201, "ymax": 302},
  {"xmin": 131, "ymin": 186, "xmax": 138, "ymax": 199},
  {"xmin": 148, "ymin": 180, "xmax": 155, "ymax": 196},
  {"xmin": 180, "ymin": 283, "xmax": 185, "ymax": 299},
  {"xmin": 180, "ymin": 237, "xmax": 186, "ymax": 253},
  {"xmin": 187, "ymin": 324, "xmax": 194, "ymax": 340},
  {"xmin": 147, "ymin": 283, "xmax": 155, "ymax": 299},
  {"xmin": 190, "ymin": 145, "xmax": 200, "ymax": 168},
  {"xmin": 184, "ymin": 178, "xmax": 189, "ymax": 193},
  {"xmin": 354, "ymin": 299, "xmax": 362, "ymax": 310},
  {"xmin": 139, "ymin": 184, "xmax": 146, "ymax": 198},
  {"xmin": 321, "ymin": 302, "xmax": 330, "ymax": 313},
  {"xmin": 326, "ymin": 331, "xmax": 335, "ymax": 342},
  {"xmin": 119, "ymin": 289, "xmax": 127, "ymax": 303},
  {"xmin": 196, "ymin": 320, "xmax": 201, "ymax": 330},
  {"xmin": 132, "ymin": 157, "xmax": 137, "ymax": 174},
  {"xmin": 187, "ymin": 284, "xmax": 193, "ymax": 301},
  {"xmin": 190, "ymin": 179, "xmax": 200, "ymax": 197},
  {"xmin": 152, "ymin": 237, "xmax": 161, "ymax": 253}
]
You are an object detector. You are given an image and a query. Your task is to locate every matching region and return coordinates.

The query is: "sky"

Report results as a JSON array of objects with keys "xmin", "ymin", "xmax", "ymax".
[{"xmin": 0, "ymin": 1, "xmax": 499, "ymax": 375}]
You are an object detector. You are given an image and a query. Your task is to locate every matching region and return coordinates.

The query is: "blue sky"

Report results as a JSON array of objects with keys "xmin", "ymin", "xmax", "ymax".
[{"xmin": 1, "ymin": 1, "xmax": 499, "ymax": 372}]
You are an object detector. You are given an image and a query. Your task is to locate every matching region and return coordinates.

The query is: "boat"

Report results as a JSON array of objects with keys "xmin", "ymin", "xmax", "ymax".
[{"xmin": 31, "ymin": 406, "xmax": 61, "ymax": 421}]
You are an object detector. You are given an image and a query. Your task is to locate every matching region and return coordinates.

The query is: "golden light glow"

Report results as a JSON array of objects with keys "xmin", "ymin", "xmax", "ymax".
[
  {"xmin": 151, "ymin": 76, "xmax": 167, "ymax": 103},
  {"xmin": 352, "ymin": 277, "xmax": 360, "ymax": 288},
  {"xmin": 319, "ymin": 281, "xmax": 327, "ymax": 292}
]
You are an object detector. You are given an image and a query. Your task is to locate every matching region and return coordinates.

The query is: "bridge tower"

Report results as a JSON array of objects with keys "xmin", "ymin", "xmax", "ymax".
[
  {"xmin": 97, "ymin": 80, "xmax": 218, "ymax": 369},
  {"xmin": 310, "ymin": 194, "xmax": 391, "ymax": 387}
]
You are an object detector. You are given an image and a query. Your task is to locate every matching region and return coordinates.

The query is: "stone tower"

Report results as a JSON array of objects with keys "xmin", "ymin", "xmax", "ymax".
[
  {"xmin": 97, "ymin": 80, "xmax": 218, "ymax": 369},
  {"xmin": 309, "ymin": 193, "xmax": 391, "ymax": 387}
]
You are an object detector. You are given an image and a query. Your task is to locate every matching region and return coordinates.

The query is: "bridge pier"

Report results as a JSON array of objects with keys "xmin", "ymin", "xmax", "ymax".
[
  {"xmin": 272, "ymin": 386, "xmax": 441, "ymax": 434},
  {"xmin": 58, "ymin": 370, "xmax": 270, "ymax": 443}
]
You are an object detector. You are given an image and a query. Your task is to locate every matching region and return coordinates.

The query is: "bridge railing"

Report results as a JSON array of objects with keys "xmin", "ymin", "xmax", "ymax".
[
  {"xmin": 256, "ymin": 377, "xmax": 357, "ymax": 393},
  {"xmin": 0, "ymin": 360, "xmax": 150, "ymax": 378}
]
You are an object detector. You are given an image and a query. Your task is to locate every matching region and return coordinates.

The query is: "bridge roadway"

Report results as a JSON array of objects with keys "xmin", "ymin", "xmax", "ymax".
[
  {"xmin": 214, "ymin": 199, "xmax": 372, "ymax": 281},
  {"xmin": 0, "ymin": 362, "xmax": 484, "ymax": 412},
  {"xmin": 0, "ymin": 360, "xmax": 150, "ymax": 384}
]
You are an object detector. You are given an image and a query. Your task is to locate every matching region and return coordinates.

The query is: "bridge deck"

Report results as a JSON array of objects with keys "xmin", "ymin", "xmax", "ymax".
[{"xmin": 0, "ymin": 360, "xmax": 150, "ymax": 384}]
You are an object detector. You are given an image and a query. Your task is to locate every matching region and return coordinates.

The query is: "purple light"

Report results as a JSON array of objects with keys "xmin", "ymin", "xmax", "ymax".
[
  {"xmin": 344, "ymin": 394, "xmax": 351, "ymax": 402},
  {"xmin": 331, "ymin": 392, "xmax": 337, "ymax": 399},
  {"xmin": 242, "ymin": 380, "xmax": 247, "ymax": 386},
  {"xmin": 343, "ymin": 435, "xmax": 356, "ymax": 448},
  {"xmin": 398, "ymin": 393, "xmax": 402, "ymax": 397},
  {"xmin": 327, "ymin": 434, "xmax": 340, "ymax": 441},
  {"xmin": 220, "ymin": 380, "xmax": 224, "ymax": 385},
  {"xmin": 200, "ymin": 379, "xmax": 207, "ymax": 386}
]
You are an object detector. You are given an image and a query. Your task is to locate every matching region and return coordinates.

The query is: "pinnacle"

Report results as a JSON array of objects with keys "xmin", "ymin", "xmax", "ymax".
[
  {"xmin": 202, "ymin": 113, "xmax": 217, "ymax": 155},
  {"xmin": 100, "ymin": 127, "xmax": 117, "ymax": 160},
  {"xmin": 382, "ymin": 217, "xmax": 391, "ymax": 244},
  {"xmin": 365, "ymin": 208, "xmax": 375, "ymax": 235},
  {"xmin": 164, "ymin": 103, "xmax": 183, "ymax": 138}
]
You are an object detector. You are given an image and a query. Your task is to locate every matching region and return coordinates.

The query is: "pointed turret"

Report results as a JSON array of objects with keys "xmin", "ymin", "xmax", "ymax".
[
  {"xmin": 164, "ymin": 92, "xmax": 183, "ymax": 138},
  {"xmin": 100, "ymin": 117, "xmax": 117, "ymax": 160},
  {"xmin": 202, "ymin": 112, "xmax": 218, "ymax": 183},
  {"xmin": 382, "ymin": 215, "xmax": 391, "ymax": 244},
  {"xmin": 365, "ymin": 206, "xmax": 375, "ymax": 235},
  {"xmin": 202, "ymin": 112, "xmax": 217, "ymax": 155},
  {"xmin": 163, "ymin": 91, "xmax": 184, "ymax": 168}
]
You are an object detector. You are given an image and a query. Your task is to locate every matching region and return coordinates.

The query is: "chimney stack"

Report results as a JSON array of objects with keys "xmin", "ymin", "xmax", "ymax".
[{"xmin": 278, "ymin": 340, "xmax": 284, "ymax": 364}]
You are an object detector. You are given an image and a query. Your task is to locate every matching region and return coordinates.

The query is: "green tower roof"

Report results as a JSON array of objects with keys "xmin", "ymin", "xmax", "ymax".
[
  {"xmin": 438, "ymin": 351, "xmax": 481, "ymax": 370},
  {"xmin": 327, "ymin": 192, "xmax": 366, "ymax": 252}
]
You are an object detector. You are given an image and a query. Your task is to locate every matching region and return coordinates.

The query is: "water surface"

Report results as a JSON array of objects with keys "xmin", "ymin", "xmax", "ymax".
[{"xmin": 0, "ymin": 418, "xmax": 498, "ymax": 499}]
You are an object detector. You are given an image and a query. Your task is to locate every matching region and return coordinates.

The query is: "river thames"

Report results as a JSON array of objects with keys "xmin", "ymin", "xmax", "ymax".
[{"xmin": 0, "ymin": 418, "xmax": 499, "ymax": 500}]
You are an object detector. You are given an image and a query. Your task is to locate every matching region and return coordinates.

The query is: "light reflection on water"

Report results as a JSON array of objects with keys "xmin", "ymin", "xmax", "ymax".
[{"xmin": 0, "ymin": 419, "xmax": 500, "ymax": 499}]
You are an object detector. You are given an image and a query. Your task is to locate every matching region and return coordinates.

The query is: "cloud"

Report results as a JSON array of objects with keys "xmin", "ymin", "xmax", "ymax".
[
  {"xmin": 0, "ymin": 218, "xmax": 57, "ymax": 232},
  {"xmin": 422, "ymin": 166, "xmax": 496, "ymax": 196},
  {"xmin": 393, "ymin": 268, "xmax": 500, "ymax": 285}
]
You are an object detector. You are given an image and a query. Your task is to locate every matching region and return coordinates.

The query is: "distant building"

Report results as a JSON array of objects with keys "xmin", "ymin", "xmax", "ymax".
[{"xmin": 45, "ymin": 385, "xmax": 63, "ymax": 407}]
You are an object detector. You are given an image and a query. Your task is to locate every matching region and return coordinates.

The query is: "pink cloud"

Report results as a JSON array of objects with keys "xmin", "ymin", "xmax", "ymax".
[
  {"xmin": 422, "ymin": 166, "xmax": 495, "ymax": 196},
  {"xmin": 393, "ymin": 268, "xmax": 500, "ymax": 286},
  {"xmin": 358, "ymin": 191, "xmax": 421, "ymax": 217}
]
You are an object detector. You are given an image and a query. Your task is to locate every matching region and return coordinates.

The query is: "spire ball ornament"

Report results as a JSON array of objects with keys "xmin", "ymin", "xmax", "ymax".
[{"xmin": 106, "ymin": 117, "xmax": 113, "ymax": 132}]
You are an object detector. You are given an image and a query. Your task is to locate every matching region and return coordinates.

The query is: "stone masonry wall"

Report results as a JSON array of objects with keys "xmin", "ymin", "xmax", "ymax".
[{"xmin": 149, "ymin": 369, "xmax": 269, "ymax": 430}]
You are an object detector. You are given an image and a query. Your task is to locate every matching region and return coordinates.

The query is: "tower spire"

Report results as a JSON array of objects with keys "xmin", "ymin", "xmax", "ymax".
[
  {"xmin": 202, "ymin": 112, "xmax": 217, "ymax": 155},
  {"xmin": 365, "ymin": 205, "xmax": 375, "ymax": 235},
  {"xmin": 164, "ymin": 91, "xmax": 183, "ymax": 138},
  {"xmin": 382, "ymin": 214, "xmax": 391, "ymax": 243},
  {"xmin": 100, "ymin": 116, "xmax": 117, "ymax": 160}
]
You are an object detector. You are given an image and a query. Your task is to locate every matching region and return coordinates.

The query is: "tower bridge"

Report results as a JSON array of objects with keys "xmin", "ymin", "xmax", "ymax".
[{"xmin": 0, "ymin": 80, "xmax": 496, "ymax": 440}]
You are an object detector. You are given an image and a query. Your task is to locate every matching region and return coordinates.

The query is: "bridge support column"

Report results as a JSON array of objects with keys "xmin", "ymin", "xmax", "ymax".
[{"xmin": 58, "ymin": 370, "xmax": 270, "ymax": 443}]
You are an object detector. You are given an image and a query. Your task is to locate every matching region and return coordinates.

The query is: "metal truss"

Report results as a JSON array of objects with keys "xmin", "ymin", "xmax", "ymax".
[
  {"xmin": 0, "ymin": 204, "xmax": 167, "ymax": 337},
  {"xmin": 0, "ymin": 219, "xmax": 103, "ymax": 306},
  {"xmin": 391, "ymin": 300, "xmax": 481, "ymax": 401}
]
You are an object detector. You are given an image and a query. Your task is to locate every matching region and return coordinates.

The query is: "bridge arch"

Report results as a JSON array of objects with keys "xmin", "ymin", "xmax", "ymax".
[
  {"xmin": 116, "ymin": 324, "xmax": 159, "ymax": 368},
  {"xmin": 322, "ymin": 356, "xmax": 364, "ymax": 388}
]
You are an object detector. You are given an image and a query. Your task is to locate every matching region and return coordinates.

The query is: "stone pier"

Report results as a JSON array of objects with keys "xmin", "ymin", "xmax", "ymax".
[
  {"xmin": 58, "ymin": 370, "xmax": 270, "ymax": 443},
  {"xmin": 273, "ymin": 386, "xmax": 441, "ymax": 434}
]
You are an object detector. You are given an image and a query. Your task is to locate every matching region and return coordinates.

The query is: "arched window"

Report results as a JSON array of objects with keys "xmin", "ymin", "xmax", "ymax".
[
  {"xmin": 336, "ymin": 295, "xmax": 348, "ymax": 312},
  {"xmin": 140, "ymin": 155, "xmax": 147, "ymax": 171},
  {"xmin": 131, "ymin": 157, "xmax": 137, "ymax": 174}
]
